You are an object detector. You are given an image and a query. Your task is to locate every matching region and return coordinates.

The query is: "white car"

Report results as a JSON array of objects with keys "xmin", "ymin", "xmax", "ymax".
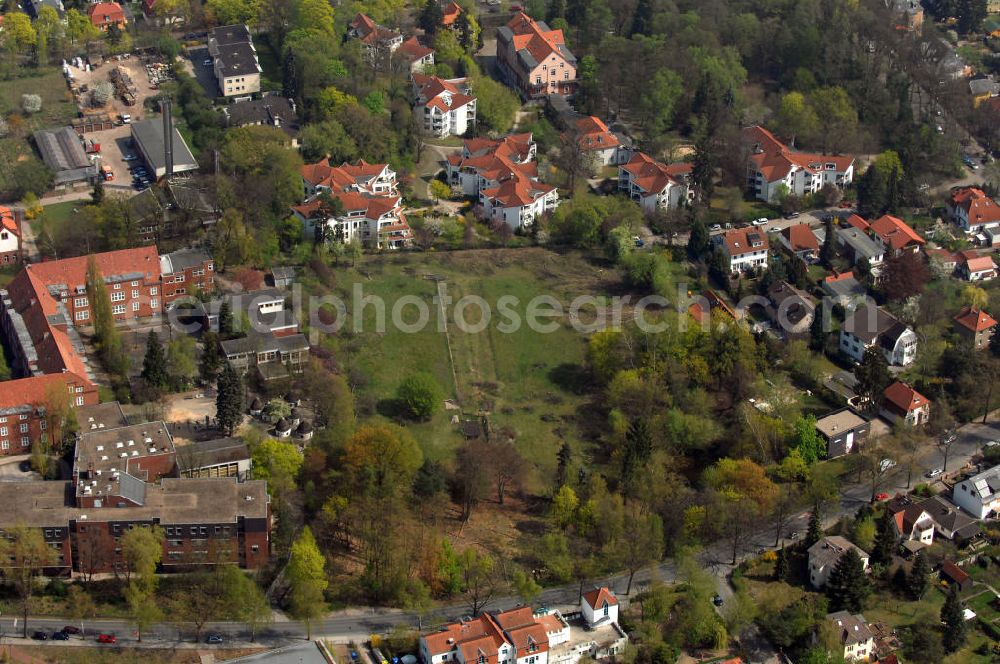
[
  {"xmin": 710, "ymin": 224, "xmax": 722, "ymax": 232},
  {"xmin": 203, "ymin": 59, "xmax": 213, "ymax": 66},
  {"xmin": 752, "ymin": 217, "xmax": 768, "ymax": 226},
  {"xmin": 985, "ymin": 441, "xmax": 999, "ymax": 448},
  {"xmin": 926, "ymin": 467, "xmax": 943, "ymax": 478},
  {"xmin": 879, "ymin": 458, "xmax": 896, "ymax": 473}
]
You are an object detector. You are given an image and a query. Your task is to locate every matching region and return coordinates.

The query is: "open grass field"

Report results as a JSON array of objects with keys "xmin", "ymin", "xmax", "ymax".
[
  {"xmin": 0, "ymin": 68, "xmax": 80, "ymax": 197},
  {"xmin": 327, "ymin": 248, "xmax": 621, "ymax": 491}
]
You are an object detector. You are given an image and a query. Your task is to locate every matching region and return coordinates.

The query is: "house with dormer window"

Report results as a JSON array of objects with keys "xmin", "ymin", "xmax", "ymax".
[
  {"xmin": 716, "ymin": 228, "xmax": 770, "ymax": 273},
  {"xmin": 412, "ymin": 74, "xmax": 477, "ymax": 137},
  {"xmin": 743, "ymin": 125, "xmax": 854, "ymax": 202}
]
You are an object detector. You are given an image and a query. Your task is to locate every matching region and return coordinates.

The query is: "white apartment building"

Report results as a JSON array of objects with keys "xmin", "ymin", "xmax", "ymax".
[{"xmin": 412, "ymin": 74, "xmax": 476, "ymax": 138}]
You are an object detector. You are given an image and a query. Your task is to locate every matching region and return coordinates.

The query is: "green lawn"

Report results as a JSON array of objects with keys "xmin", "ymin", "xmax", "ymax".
[
  {"xmin": 0, "ymin": 68, "xmax": 80, "ymax": 197},
  {"xmin": 315, "ymin": 248, "xmax": 611, "ymax": 491}
]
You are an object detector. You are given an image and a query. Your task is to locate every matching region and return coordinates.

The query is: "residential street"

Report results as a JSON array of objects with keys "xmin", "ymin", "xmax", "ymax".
[{"xmin": 0, "ymin": 418, "xmax": 992, "ymax": 661}]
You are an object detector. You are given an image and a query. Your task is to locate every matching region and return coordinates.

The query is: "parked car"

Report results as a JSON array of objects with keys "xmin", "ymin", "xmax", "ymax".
[
  {"xmin": 206, "ymin": 634, "xmax": 224, "ymax": 644},
  {"xmin": 18, "ymin": 460, "xmax": 31, "ymax": 472},
  {"xmin": 97, "ymin": 633, "xmax": 117, "ymax": 644},
  {"xmin": 783, "ymin": 211, "xmax": 800, "ymax": 219},
  {"xmin": 710, "ymin": 224, "xmax": 722, "ymax": 232},
  {"xmin": 712, "ymin": 594, "xmax": 724, "ymax": 606},
  {"xmin": 122, "ymin": 154, "xmax": 137, "ymax": 161},
  {"xmin": 985, "ymin": 441, "xmax": 999, "ymax": 448},
  {"xmin": 62, "ymin": 626, "xmax": 81, "ymax": 635},
  {"xmin": 874, "ymin": 492, "xmax": 889, "ymax": 501},
  {"xmin": 633, "ymin": 235, "xmax": 645, "ymax": 247},
  {"xmin": 879, "ymin": 458, "xmax": 896, "ymax": 473},
  {"xmin": 52, "ymin": 631, "xmax": 69, "ymax": 641},
  {"xmin": 926, "ymin": 467, "xmax": 943, "ymax": 478},
  {"xmin": 203, "ymin": 59, "xmax": 213, "ymax": 66},
  {"xmin": 32, "ymin": 632, "xmax": 48, "ymax": 640},
  {"xmin": 752, "ymin": 217, "xmax": 768, "ymax": 226}
]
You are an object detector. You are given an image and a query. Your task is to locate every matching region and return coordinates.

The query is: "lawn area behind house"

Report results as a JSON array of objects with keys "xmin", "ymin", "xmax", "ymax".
[{"xmin": 0, "ymin": 68, "xmax": 80, "ymax": 197}]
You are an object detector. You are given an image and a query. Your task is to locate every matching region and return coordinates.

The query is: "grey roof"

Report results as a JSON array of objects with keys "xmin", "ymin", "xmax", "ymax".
[
  {"xmin": 210, "ymin": 24, "xmax": 252, "ymax": 46},
  {"xmin": 822, "ymin": 274, "xmax": 866, "ymax": 300},
  {"xmin": 224, "ymin": 96, "xmax": 300, "ymax": 135},
  {"xmin": 517, "ymin": 48, "xmax": 538, "ymax": 69},
  {"xmin": 176, "ymin": 437, "xmax": 250, "ymax": 471},
  {"xmin": 826, "ymin": 611, "xmax": 874, "ymax": 647},
  {"xmin": 969, "ymin": 76, "xmax": 998, "ymax": 97},
  {"xmin": 220, "ymin": 331, "xmax": 309, "ymax": 356},
  {"xmin": 271, "ymin": 266, "xmax": 295, "ymax": 281},
  {"xmin": 229, "ymin": 641, "xmax": 329, "ymax": 664},
  {"xmin": 33, "ymin": 127, "xmax": 97, "ymax": 185},
  {"xmin": 130, "ymin": 119, "xmax": 198, "ymax": 173},
  {"xmin": 959, "ymin": 464, "xmax": 1000, "ymax": 503},
  {"xmin": 497, "ymin": 26, "xmax": 514, "ymax": 42},
  {"xmin": 842, "ymin": 304, "xmax": 907, "ymax": 345},
  {"xmin": 216, "ymin": 41, "xmax": 261, "ymax": 78},
  {"xmin": 840, "ymin": 227, "xmax": 882, "ymax": 260},
  {"xmin": 160, "ymin": 247, "xmax": 211, "ymax": 275},
  {"xmin": 916, "ymin": 495, "xmax": 978, "ymax": 536},
  {"xmin": 809, "ymin": 535, "xmax": 869, "ymax": 570}
]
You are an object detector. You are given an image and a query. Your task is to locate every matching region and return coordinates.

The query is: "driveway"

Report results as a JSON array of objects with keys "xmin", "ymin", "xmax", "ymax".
[{"xmin": 186, "ymin": 47, "xmax": 221, "ymax": 99}]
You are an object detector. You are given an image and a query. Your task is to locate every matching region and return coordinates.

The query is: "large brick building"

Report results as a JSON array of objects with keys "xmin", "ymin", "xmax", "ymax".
[
  {"xmin": 0, "ymin": 373, "xmax": 98, "ymax": 454},
  {"xmin": 0, "ymin": 415, "xmax": 270, "ymax": 575},
  {"xmin": 159, "ymin": 247, "xmax": 215, "ymax": 304}
]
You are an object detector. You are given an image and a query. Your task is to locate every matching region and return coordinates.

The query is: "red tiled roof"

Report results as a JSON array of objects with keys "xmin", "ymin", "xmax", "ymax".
[
  {"xmin": 505, "ymin": 12, "xmax": 569, "ymax": 69},
  {"xmin": 844, "ymin": 214, "xmax": 869, "ymax": 231},
  {"xmin": 573, "ymin": 116, "xmax": 619, "ymax": 152},
  {"xmin": 582, "ymin": 587, "xmax": 618, "ymax": 610},
  {"xmin": 350, "ymin": 12, "xmax": 398, "ymax": 45},
  {"xmin": 88, "ymin": 2, "xmax": 125, "ymax": 25},
  {"xmin": 926, "ymin": 247, "xmax": 959, "ymax": 265},
  {"xmin": 954, "ymin": 307, "xmax": 997, "ymax": 333},
  {"xmin": 743, "ymin": 125, "xmax": 854, "ymax": 183},
  {"xmin": 26, "ymin": 246, "xmax": 160, "ymax": 292},
  {"xmin": 301, "ymin": 159, "xmax": 390, "ymax": 191},
  {"xmin": 782, "ymin": 223, "xmax": 819, "ymax": 252},
  {"xmin": 0, "ymin": 206, "xmax": 18, "ymax": 236},
  {"xmin": 398, "ymin": 36, "xmax": 434, "ymax": 63},
  {"xmin": 621, "ymin": 152, "xmax": 690, "ymax": 196},
  {"xmin": 412, "ymin": 74, "xmax": 475, "ymax": 112},
  {"xmin": 722, "ymin": 227, "xmax": 769, "ymax": 257},
  {"xmin": 883, "ymin": 381, "xmax": 929, "ymax": 415},
  {"xmin": 442, "ymin": 1, "xmax": 462, "ymax": 26},
  {"xmin": 0, "ymin": 373, "xmax": 94, "ymax": 413},
  {"xmin": 869, "ymin": 214, "xmax": 925, "ymax": 251},
  {"xmin": 941, "ymin": 560, "xmax": 970, "ymax": 585},
  {"xmin": 950, "ymin": 187, "xmax": 1000, "ymax": 228},
  {"xmin": 482, "ymin": 175, "xmax": 554, "ymax": 209}
]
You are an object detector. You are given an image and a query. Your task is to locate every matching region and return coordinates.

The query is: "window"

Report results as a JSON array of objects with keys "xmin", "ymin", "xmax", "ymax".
[
  {"xmin": 150, "ymin": 298, "xmax": 159, "ymax": 309},
  {"xmin": 251, "ymin": 544, "xmax": 259, "ymax": 553},
  {"xmin": 74, "ymin": 297, "xmax": 88, "ymax": 308},
  {"xmin": 114, "ymin": 283, "xmax": 121, "ymax": 290},
  {"xmin": 19, "ymin": 424, "xmax": 27, "ymax": 434},
  {"xmin": 20, "ymin": 437, "xmax": 28, "ymax": 447},
  {"xmin": 112, "ymin": 304, "xmax": 126, "ymax": 315},
  {"xmin": 0, "ymin": 427, "xmax": 7, "ymax": 437},
  {"xmin": 39, "ymin": 420, "xmax": 46, "ymax": 430},
  {"xmin": 174, "ymin": 274, "xmax": 185, "ymax": 283},
  {"xmin": 131, "ymin": 281, "xmax": 139, "ymax": 287},
  {"xmin": 150, "ymin": 287, "xmax": 158, "ymax": 295},
  {"xmin": 132, "ymin": 289, "xmax": 139, "ymax": 299},
  {"xmin": 1, "ymin": 442, "xmax": 7, "ymax": 451},
  {"xmin": 76, "ymin": 397, "xmax": 84, "ymax": 407},
  {"xmin": 75, "ymin": 311, "xmax": 89, "ymax": 321},
  {"xmin": 550, "ymin": 69, "xmax": 555, "ymax": 76},
  {"xmin": 110, "ymin": 291, "xmax": 125, "ymax": 302},
  {"xmin": 132, "ymin": 302, "xmax": 140, "ymax": 312},
  {"xmin": 208, "ymin": 263, "xmax": 214, "ymax": 271},
  {"xmin": 19, "ymin": 415, "xmax": 26, "ymax": 421}
]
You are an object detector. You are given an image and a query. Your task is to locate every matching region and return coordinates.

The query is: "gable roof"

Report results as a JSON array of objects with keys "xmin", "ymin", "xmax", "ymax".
[
  {"xmin": 868, "ymin": 214, "xmax": 925, "ymax": 251},
  {"xmin": 574, "ymin": 116, "xmax": 619, "ymax": 151},
  {"xmin": 743, "ymin": 125, "xmax": 854, "ymax": 183},
  {"xmin": 26, "ymin": 246, "xmax": 160, "ymax": 293},
  {"xmin": 398, "ymin": 36, "xmax": 434, "ymax": 63},
  {"xmin": 88, "ymin": 1, "xmax": 125, "ymax": 25},
  {"xmin": 721, "ymin": 227, "xmax": 769, "ymax": 257},
  {"xmin": 954, "ymin": 306, "xmax": 997, "ymax": 333},
  {"xmin": 442, "ymin": 1, "xmax": 462, "ymax": 25},
  {"xmin": 842, "ymin": 304, "xmax": 908, "ymax": 345},
  {"xmin": 826, "ymin": 611, "xmax": 875, "ymax": 647},
  {"xmin": 582, "ymin": 587, "xmax": 618, "ymax": 610},
  {"xmin": 300, "ymin": 159, "xmax": 391, "ymax": 192},
  {"xmin": 883, "ymin": 381, "xmax": 929, "ymax": 415},
  {"xmin": 940, "ymin": 560, "xmax": 970, "ymax": 585},
  {"xmin": 0, "ymin": 373, "xmax": 93, "ymax": 416},
  {"xmin": 0, "ymin": 207, "xmax": 19, "ymax": 237},
  {"xmin": 808, "ymin": 535, "xmax": 869, "ymax": 570},
  {"xmin": 951, "ymin": 187, "xmax": 1000, "ymax": 228},
  {"xmin": 350, "ymin": 12, "xmax": 400, "ymax": 46},
  {"xmin": 500, "ymin": 12, "xmax": 575, "ymax": 71},
  {"xmin": 961, "ymin": 252, "xmax": 997, "ymax": 274},
  {"xmin": 621, "ymin": 152, "xmax": 691, "ymax": 196},
  {"xmin": 781, "ymin": 223, "xmax": 820, "ymax": 252},
  {"xmin": 412, "ymin": 74, "xmax": 476, "ymax": 112}
]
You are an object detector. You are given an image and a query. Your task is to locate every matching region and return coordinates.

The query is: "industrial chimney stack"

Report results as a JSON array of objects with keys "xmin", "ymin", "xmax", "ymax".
[{"xmin": 160, "ymin": 98, "xmax": 174, "ymax": 177}]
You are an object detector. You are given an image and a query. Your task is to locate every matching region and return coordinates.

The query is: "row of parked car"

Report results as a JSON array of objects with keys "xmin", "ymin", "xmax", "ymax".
[{"xmin": 30, "ymin": 626, "xmax": 116, "ymax": 643}]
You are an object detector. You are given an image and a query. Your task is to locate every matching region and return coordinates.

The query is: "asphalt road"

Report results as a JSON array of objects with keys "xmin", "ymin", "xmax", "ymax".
[{"xmin": 2, "ymin": 422, "xmax": 995, "ymax": 662}]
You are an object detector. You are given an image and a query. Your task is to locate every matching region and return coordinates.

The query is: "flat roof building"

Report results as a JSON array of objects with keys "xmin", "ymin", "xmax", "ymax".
[
  {"xmin": 33, "ymin": 127, "xmax": 98, "ymax": 188},
  {"xmin": 130, "ymin": 119, "xmax": 199, "ymax": 178}
]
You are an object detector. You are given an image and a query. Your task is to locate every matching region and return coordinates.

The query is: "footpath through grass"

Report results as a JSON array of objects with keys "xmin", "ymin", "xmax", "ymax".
[{"xmin": 326, "ymin": 248, "xmax": 619, "ymax": 490}]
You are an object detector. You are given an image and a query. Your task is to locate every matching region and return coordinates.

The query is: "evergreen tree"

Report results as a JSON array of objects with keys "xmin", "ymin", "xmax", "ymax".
[
  {"xmin": 805, "ymin": 510, "xmax": 823, "ymax": 548},
  {"xmin": 907, "ymin": 551, "xmax": 930, "ymax": 600},
  {"xmin": 85, "ymin": 256, "xmax": 129, "ymax": 378},
  {"xmin": 629, "ymin": 0, "xmax": 653, "ymax": 36},
  {"xmin": 555, "ymin": 442, "xmax": 572, "ymax": 488},
  {"xmin": 686, "ymin": 217, "xmax": 709, "ymax": 260},
  {"xmin": 774, "ymin": 547, "xmax": 789, "ymax": 581},
  {"xmin": 91, "ymin": 178, "xmax": 104, "ymax": 206},
  {"xmin": 809, "ymin": 309, "xmax": 827, "ymax": 352},
  {"xmin": 990, "ymin": 321, "xmax": 1000, "ymax": 358},
  {"xmin": 856, "ymin": 166, "xmax": 885, "ymax": 217},
  {"xmin": 419, "ymin": 0, "xmax": 444, "ymax": 35},
  {"xmin": 218, "ymin": 301, "xmax": 235, "ymax": 338},
  {"xmin": 140, "ymin": 331, "xmax": 169, "ymax": 389},
  {"xmin": 619, "ymin": 419, "xmax": 653, "ymax": 496},
  {"xmin": 941, "ymin": 584, "xmax": 966, "ymax": 653},
  {"xmin": 820, "ymin": 217, "xmax": 837, "ymax": 266},
  {"xmin": 691, "ymin": 116, "xmax": 717, "ymax": 200},
  {"xmin": 871, "ymin": 508, "xmax": 897, "ymax": 566},
  {"xmin": 215, "ymin": 363, "xmax": 244, "ymax": 435},
  {"xmin": 854, "ymin": 346, "xmax": 891, "ymax": 413},
  {"xmin": 199, "ymin": 331, "xmax": 222, "ymax": 385},
  {"xmin": 546, "ymin": 0, "xmax": 566, "ymax": 22},
  {"xmin": 825, "ymin": 548, "xmax": 871, "ymax": 611}
]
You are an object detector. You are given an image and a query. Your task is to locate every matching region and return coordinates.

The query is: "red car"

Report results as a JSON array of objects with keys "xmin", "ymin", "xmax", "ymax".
[
  {"xmin": 839, "ymin": 201, "xmax": 855, "ymax": 209},
  {"xmin": 97, "ymin": 634, "xmax": 117, "ymax": 644},
  {"xmin": 874, "ymin": 492, "xmax": 889, "ymax": 501}
]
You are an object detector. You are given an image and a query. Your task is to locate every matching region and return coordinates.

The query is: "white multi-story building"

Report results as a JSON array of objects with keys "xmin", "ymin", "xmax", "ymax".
[
  {"xmin": 419, "ymin": 588, "xmax": 625, "ymax": 664},
  {"xmin": 743, "ymin": 125, "xmax": 854, "ymax": 203},
  {"xmin": 208, "ymin": 24, "xmax": 261, "ymax": 97},
  {"xmin": 0, "ymin": 207, "xmax": 20, "ymax": 265},
  {"xmin": 446, "ymin": 134, "xmax": 537, "ymax": 196},
  {"xmin": 949, "ymin": 186, "xmax": 1000, "ymax": 233},
  {"xmin": 412, "ymin": 74, "xmax": 476, "ymax": 138},
  {"xmin": 839, "ymin": 304, "xmax": 917, "ymax": 366},
  {"xmin": 952, "ymin": 464, "xmax": 1000, "ymax": 519},
  {"xmin": 300, "ymin": 159, "xmax": 397, "ymax": 199},
  {"xmin": 716, "ymin": 227, "xmax": 769, "ymax": 273},
  {"xmin": 617, "ymin": 152, "xmax": 694, "ymax": 212}
]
